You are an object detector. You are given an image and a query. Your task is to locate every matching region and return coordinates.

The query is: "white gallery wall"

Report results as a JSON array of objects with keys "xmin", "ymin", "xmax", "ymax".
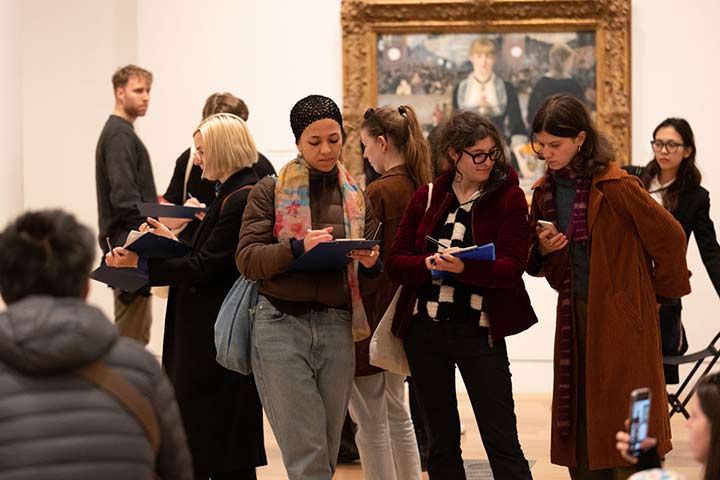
[
  {"xmin": 4, "ymin": 0, "xmax": 720, "ymax": 391},
  {"xmin": 0, "ymin": 0, "xmax": 23, "ymax": 224}
]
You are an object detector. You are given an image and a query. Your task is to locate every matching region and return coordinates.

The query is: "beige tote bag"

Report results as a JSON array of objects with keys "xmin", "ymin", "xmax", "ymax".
[{"xmin": 369, "ymin": 182, "xmax": 433, "ymax": 376}]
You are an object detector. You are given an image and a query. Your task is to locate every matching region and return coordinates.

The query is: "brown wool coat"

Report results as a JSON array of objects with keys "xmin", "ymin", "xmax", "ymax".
[{"xmin": 528, "ymin": 162, "xmax": 691, "ymax": 470}]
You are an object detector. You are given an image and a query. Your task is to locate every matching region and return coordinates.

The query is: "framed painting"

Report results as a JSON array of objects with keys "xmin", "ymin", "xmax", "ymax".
[{"xmin": 341, "ymin": 0, "xmax": 631, "ymax": 193}]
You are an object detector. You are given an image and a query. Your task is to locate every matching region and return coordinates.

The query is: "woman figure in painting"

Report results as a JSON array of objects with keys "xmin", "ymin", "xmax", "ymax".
[
  {"xmin": 624, "ymin": 117, "xmax": 720, "ymax": 384},
  {"xmin": 526, "ymin": 42, "xmax": 587, "ymax": 127},
  {"xmin": 235, "ymin": 95, "xmax": 381, "ymax": 480},
  {"xmin": 527, "ymin": 95, "xmax": 691, "ymax": 479},
  {"xmin": 387, "ymin": 110, "xmax": 536, "ymax": 480},
  {"xmin": 452, "ymin": 37, "xmax": 528, "ymax": 175},
  {"xmin": 106, "ymin": 113, "xmax": 266, "ymax": 480}
]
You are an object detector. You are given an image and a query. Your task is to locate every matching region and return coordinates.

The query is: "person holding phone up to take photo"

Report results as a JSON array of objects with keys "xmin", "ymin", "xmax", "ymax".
[{"xmin": 526, "ymin": 95, "xmax": 691, "ymax": 479}]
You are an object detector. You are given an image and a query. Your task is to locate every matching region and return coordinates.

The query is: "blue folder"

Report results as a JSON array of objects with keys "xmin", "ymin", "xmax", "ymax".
[
  {"xmin": 90, "ymin": 263, "xmax": 149, "ymax": 292},
  {"xmin": 139, "ymin": 202, "xmax": 207, "ymax": 219},
  {"xmin": 125, "ymin": 232, "xmax": 191, "ymax": 258},
  {"xmin": 431, "ymin": 243, "xmax": 496, "ymax": 280},
  {"xmin": 288, "ymin": 239, "xmax": 380, "ymax": 272}
]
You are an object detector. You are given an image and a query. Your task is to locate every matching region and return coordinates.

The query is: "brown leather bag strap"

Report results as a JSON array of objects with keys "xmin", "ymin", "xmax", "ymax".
[
  {"xmin": 77, "ymin": 362, "xmax": 160, "ymax": 453},
  {"xmin": 220, "ymin": 184, "xmax": 254, "ymax": 216}
]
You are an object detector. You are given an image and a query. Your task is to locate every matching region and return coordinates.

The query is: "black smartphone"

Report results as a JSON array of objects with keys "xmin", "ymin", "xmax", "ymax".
[{"xmin": 628, "ymin": 387, "xmax": 652, "ymax": 457}]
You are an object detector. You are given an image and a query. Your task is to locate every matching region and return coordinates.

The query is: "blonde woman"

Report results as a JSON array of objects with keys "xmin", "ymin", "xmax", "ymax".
[{"xmin": 106, "ymin": 113, "xmax": 266, "ymax": 480}]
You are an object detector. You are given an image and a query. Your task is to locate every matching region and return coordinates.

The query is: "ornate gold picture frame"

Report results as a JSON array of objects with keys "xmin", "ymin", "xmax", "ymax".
[{"xmin": 341, "ymin": 0, "xmax": 631, "ymax": 189}]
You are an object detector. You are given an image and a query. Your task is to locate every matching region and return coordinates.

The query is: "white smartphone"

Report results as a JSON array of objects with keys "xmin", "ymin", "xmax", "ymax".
[
  {"xmin": 537, "ymin": 220, "xmax": 559, "ymax": 235},
  {"xmin": 628, "ymin": 387, "xmax": 652, "ymax": 457}
]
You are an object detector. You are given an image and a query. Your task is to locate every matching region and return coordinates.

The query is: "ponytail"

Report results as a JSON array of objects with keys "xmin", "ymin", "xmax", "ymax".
[
  {"xmin": 398, "ymin": 105, "xmax": 433, "ymax": 188},
  {"xmin": 361, "ymin": 105, "xmax": 433, "ymax": 188}
]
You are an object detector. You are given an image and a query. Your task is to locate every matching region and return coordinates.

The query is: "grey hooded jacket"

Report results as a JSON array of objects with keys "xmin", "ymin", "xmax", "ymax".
[{"xmin": 0, "ymin": 296, "xmax": 192, "ymax": 480}]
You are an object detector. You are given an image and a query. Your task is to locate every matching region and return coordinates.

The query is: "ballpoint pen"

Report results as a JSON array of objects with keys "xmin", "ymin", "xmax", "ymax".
[
  {"xmin": 371, "ymin": 222, "xmax": 383, "ymax": 240},
  {"xmin": 425, "ymin": 235, "xmax": 449, "ymax": 263}
]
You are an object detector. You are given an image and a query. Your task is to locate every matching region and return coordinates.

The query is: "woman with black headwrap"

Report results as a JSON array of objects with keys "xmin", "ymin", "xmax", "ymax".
[{"xmin": 235, "ymin": 95, "xmax": 381, "ymax": 480}]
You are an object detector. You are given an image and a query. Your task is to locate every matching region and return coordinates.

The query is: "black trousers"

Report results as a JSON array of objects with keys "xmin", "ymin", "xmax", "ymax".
[{"xmin": 403, "ymin": 319, "xmax": 532, "ymax": 480}]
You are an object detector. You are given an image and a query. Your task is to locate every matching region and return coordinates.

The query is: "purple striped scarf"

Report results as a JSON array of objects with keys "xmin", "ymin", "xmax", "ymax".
[{"xmin": 542, "ymin": 165, "xmax": 590, "ymax": 437}]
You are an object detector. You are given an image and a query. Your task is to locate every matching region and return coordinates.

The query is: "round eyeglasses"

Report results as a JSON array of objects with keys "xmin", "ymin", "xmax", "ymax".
[
  {"xmin": 650, "ymin": 140, "xmax": 685, "ymax": 153},
  {"xmin": 462, "ymin": 148, "xmax": 501, "ymax": 164}
]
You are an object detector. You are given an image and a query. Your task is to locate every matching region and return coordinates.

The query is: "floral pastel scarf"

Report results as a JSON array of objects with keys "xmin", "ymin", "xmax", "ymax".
[{"xmin": 273, "ymin": 155, "xmax": 371, "ymax": 341}]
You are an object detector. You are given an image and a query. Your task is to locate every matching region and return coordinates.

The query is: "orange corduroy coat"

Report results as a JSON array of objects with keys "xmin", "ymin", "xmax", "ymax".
[{"xmin": 528, "ymin": 162, "xmax": 691, "ymax": 470}]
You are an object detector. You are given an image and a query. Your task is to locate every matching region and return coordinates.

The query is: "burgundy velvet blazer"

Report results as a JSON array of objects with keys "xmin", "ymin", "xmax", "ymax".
[{"xmin": 386, "ymin": 168, "xmax": 537, "ymax": 340}]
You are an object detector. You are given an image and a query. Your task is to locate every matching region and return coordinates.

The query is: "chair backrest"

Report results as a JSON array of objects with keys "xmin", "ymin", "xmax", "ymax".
[{"xmin": 663, "ymin": 329, "xmax": 720, "ymax": 419}]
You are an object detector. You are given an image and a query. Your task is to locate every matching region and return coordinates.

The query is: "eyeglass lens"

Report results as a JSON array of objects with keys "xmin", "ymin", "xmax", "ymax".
[{"xmin": 651, "ymin": 140, "xmax": 682, "ymax": 153}]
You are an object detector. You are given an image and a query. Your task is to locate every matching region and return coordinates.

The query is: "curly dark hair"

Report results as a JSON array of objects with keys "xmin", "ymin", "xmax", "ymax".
[
  {"xmin": 437, "ymin": 110, "xmax": 509, "ymax": 188},
  {"xmin": 0, "ymin": 210, "xmax": 95, "ymax": 303}
]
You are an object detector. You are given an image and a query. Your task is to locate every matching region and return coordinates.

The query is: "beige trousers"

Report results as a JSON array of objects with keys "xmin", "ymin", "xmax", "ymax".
[{"xmin": 113, "ymin": 289, "xmax": 152, "ymax": 345}]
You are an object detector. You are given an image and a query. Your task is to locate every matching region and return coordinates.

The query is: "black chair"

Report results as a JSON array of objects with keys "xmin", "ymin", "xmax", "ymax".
[{"xmin": 663, "ymin": 330, "xmax": 720, "ymax": 419}]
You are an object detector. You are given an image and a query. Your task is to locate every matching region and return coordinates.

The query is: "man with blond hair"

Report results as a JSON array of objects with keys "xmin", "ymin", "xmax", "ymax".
[{"xmin": 95, "ymin": 64, "xmax": 157, "ymax": 344}]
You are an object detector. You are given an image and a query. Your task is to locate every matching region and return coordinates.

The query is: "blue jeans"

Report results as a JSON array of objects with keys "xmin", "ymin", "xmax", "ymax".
[{"xmin": 251, "ymin": 295, "xmax": 355, "ymax": 480}]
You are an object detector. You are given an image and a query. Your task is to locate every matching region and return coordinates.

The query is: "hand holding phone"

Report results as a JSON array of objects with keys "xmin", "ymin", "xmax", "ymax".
[
  {"xmin": 535, "ymin": 220, "xmax": 567, "ymax": 255},
  {"xmin": 536, "ymin": 220, "xmax": 559, "ymax": 235},
  {"xmin": 627, "ymin": 388, "xmax": 652, "ymax": 457}
]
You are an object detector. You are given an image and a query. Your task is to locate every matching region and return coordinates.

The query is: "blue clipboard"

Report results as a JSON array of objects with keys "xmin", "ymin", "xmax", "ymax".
[
  {"xmin": 90, "ymin": 263, "xmax": 149, "ymax": 292},
  {"xmin": 125, "ymin": 232, "xmax": 191, "ymax": 258},
  {"xmin": 139, "ymin": 202, "xmax": 207, "ymax": 219},
  {"xmin": 288, "ymin": 239, "xmax": 380, "ymax": 272},
  {"xmin": 431, "ymin": 243, "xmax": 495, "ymax": 280}
]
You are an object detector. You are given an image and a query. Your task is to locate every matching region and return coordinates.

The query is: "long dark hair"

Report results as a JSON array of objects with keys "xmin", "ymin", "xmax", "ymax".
[
  {"xmin": 362, "ymin": 105, "xmax": 433, "ymax": 188},
  {"xmin": 531, "ymin": 94, "xmax": 615, "ymax": 177},
  {"xmin": 697, "ymin": 372, "xmax": 720, "ymax": 480},
  {"xmin": 640, "ymin": 118, "xmax": 701, "ymax": 212},
  {"xmin": 437, "ymin": 110, "xmax": 509, "ymax": 189}
]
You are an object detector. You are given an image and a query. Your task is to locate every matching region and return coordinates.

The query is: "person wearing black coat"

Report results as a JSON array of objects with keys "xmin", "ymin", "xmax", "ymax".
[
  {"xmin": 106, "ymin": 113, "xmax": 266, "ymax": 480},
  {"xmin": 162, "ymin": 92, "xmax": 276, "ymax": 243},
  {"xmin": 163, "ymin": 149, "xmax": 275, "ymax": 243},
  {"xmin": 625, "ymin": 117, "xmax": 720, "ymax": 383}
]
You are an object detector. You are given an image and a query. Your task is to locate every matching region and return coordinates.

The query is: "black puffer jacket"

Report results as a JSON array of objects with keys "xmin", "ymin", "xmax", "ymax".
[{"xmin": 0, "ymin": 295, "xmax": 192, "ymax": 480}]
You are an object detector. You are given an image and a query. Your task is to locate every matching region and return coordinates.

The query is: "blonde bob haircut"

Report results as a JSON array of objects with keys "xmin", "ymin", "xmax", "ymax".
[
  {"xmin": 469, "ymin": 38, "xmax": 496, "ymax": 57},
  {"xmin": 194, "ymin": 113, "xmax": 257, "ymax": 181}
]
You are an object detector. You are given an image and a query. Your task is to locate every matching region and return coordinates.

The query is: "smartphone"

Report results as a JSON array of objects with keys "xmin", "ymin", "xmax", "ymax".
[
  {"xmin": 537, "ymin": 220, "xmax": 559, "ymax": 235},
  {"xmin": 628, "ymin": 388, "xmax": 652, "ymax": 457}
]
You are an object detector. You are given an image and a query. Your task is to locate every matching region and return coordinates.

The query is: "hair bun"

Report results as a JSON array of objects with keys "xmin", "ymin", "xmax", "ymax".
[{"xmin": 398, "ymin": 105, "xmax": 407, "ymax": 116}]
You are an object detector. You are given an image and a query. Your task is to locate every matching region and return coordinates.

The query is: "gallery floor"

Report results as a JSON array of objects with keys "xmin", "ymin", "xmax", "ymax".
[{"xmin": 256, "ymin": 393, "xmax": 702, "ymax": 479}]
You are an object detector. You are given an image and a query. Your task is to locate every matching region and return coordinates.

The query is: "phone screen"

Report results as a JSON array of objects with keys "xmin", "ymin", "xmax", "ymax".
[{"xmin": 628, "ymin": 394, "xmax": 651, "ymax": 456}]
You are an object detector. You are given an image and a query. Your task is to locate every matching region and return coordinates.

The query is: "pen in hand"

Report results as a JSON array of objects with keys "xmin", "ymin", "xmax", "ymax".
[
  {"xmin": 425, "ymin": 235, "xmax": 449, "ymax": 264},
  {"xmin": 371, "ymin": 222, "xmax": 383, "ymax": 241},
  {"xmin": 105, "ymin": 237, "xmax": 114, "ymax": 258}
]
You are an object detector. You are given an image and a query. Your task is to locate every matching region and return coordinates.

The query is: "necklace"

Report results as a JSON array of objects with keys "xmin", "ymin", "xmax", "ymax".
[{"xmin": 473, "ymin": 73, "xmax": 493, "ymax": 86}]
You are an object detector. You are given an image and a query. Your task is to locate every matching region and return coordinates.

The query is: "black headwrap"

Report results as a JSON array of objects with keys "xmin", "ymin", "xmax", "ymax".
[{"xmin": 290, "ymin": 95, "xmax": 343, "ymax": 142}]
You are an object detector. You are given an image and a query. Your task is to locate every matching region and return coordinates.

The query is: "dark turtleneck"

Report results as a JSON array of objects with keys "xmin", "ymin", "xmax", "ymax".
[{"xmin": 309, "ymin": 165, "xmax": 346, "ymax": 238}]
